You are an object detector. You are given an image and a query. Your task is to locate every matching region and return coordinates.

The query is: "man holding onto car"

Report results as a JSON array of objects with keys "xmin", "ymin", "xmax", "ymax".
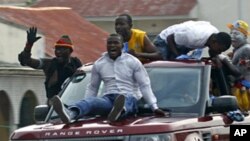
[
  {"xmin": 51, "ymin": 33, "xmax": 166, "ymax": 124},
  {"xmin": 153, "ymin": 20, "xmax": 232, "ymax": 60}
]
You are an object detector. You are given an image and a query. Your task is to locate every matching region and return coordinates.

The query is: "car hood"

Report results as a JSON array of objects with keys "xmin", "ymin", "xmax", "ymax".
[{"xmin": 11, "ymin": 114, "xmax": 227, "ymax": 140}]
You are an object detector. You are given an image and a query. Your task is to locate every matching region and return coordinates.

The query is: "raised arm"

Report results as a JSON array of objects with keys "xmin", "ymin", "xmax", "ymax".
[{"xmin": 18, "ymin": 27, "xmax": 42, "ymax": 68}]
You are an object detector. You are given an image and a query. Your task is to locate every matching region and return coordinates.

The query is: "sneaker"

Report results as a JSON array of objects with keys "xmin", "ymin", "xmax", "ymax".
[
  {"xmin": 108, "ymin": 95, "xmax": 125, "ymax": 122},
  {"xmin": 51, "ymin": 96, "xmax": 75, "ymax": 124}
]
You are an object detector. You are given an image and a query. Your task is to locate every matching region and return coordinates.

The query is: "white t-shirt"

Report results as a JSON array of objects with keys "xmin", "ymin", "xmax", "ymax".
[{"xmin": 159, "ymin": 21, "xmax": 219, "ymax": 49}]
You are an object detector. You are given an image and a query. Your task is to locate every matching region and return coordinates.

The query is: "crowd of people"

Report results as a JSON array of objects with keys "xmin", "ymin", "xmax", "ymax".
[{"xmin": 18, "ymin": 13, "xmax": 250, "ymax": 124}]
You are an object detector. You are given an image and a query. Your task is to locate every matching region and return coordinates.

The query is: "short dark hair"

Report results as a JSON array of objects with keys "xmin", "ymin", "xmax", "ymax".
[
  {"xmin": 118, "ymin": 13, "xmax": 133, "ymax": 26},
  {"xmin": 215, "ymin": 32, "xmax": 232, "ymax": 50},
  {"xmin": 108, "ymin": 33, "xmax": 124, "ymax": 43}
]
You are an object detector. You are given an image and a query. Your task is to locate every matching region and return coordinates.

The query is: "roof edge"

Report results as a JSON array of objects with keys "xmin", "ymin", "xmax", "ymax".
[
  {"xmin": 0, "ymin": 6, "xmax": 72, "ymax": 11},
  {"xmin": 86, "ymin": 15, "xmax": 198, "ymax": 22}
]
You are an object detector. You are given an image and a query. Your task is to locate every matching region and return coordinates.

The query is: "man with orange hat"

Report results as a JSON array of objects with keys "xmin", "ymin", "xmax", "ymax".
[{"xmin": 18, "ymin": 27, "xmax": 82, "ymax": 104}]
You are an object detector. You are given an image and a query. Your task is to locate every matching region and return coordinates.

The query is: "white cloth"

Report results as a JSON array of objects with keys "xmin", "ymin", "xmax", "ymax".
[
  {"xmin": 218, "ymin": 54, "xmax": 230, "ymax": 61},
  {"xmin": 85, "ymin": 52, "xmax": 158, "ymax": 110},
  {"xmin": 159, "ymin": 20, "xmax": 219, "ymax": 49}
]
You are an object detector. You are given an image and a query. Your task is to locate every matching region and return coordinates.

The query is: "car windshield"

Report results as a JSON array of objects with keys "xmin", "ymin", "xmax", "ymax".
[
  {"xmin": 148, "ymin": 67, "xmax": 201, "ymax": 107},
  {"xmin": 58, "ymin": 65, "xmax": 204, "ymax": 115}
]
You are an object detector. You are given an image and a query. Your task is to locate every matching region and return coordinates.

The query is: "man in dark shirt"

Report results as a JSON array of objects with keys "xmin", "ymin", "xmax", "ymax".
[{"xmin": 18, "ymin": 27, "xmax": 82, "ymax": 104}]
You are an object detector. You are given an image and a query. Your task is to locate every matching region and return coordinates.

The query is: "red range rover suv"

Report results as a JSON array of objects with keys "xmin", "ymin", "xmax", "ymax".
[{"xmin": 10, "ymin": 60, "xmax": 250, "ymax": 141}]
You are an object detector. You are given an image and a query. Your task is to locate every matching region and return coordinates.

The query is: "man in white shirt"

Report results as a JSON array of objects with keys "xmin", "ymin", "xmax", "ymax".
[
  {"xmin": 52, "ymin": 33, "xmax": 166, "ymax": 124},
  {"xmin": 153, "ymin": 21, "xmax": 232, "ymax": 60}
]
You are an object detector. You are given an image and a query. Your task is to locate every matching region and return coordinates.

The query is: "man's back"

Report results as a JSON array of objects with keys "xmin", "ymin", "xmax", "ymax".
[{"xmin": 159, "ymin": 21, "xmax": 219, "ymax": 48}]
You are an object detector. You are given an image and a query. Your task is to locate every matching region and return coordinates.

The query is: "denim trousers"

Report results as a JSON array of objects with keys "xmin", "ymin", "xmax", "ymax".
[
  {"xmin": 153, "ymin": 35, "xmax": 168, "ymax": 60},
  {"xmin": 153, "ymin": 35, "xmax": 192, "ymax": 60},
  {"xmin": 69, "ymin": 94, "xmax": 138, "ymax": 119}
]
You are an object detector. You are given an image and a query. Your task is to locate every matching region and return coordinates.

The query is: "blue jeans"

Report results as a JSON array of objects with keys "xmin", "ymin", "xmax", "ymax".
[
  {"xmin": 153, "ymin": 35, "xmax": 191, "ymax": 60},
  {"xmin": 69, "ymin": 94, "xmax": 138, "ymax": 119},
  {"xmin": 153, "ymin": 35, "xmax": 168, "ymax": 60}
]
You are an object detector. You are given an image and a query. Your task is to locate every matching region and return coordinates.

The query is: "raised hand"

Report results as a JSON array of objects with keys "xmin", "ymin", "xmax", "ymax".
[{"xmin": 27, "ymin": 27, "xmax": 41, "ymax": 45}]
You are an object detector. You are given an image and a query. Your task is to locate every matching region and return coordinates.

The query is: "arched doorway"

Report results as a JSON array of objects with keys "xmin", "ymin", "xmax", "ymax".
[
  {"xmin": 19, "ymin": 91, "xmax": 38, "ymax": 128},
  {"xmin": 0, "ymin": 90, "xmax": 11, "ymax": 141}
]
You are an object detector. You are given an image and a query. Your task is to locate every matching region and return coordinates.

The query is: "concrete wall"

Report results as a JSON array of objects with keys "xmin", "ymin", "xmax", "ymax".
[
  {"xmin": 0, "ymin": 67, "xmax": 46, "ymax": 136},
  {"xmin": 0, "ymin": 15, "xmax": 46, "ymax": 140},
  {"xmin": 197, "ymin": 0, "xmax": 250, "ymax": 32},
  {"xmin": 0, "ymin": 22, "xmax": 45, "ymax": 64},
  {"xmin": 197, "ymin": 0, "xmax": 250, "ymax": 55}
]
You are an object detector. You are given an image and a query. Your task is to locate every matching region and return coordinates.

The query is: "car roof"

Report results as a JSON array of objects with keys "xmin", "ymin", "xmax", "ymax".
[{"xmin": 144, "ymin": 60, "xmax": 207, "ymax": 68}]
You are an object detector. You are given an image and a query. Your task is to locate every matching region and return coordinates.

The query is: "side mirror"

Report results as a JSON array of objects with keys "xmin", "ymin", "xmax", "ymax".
[
  {"xmin": 212, "ymin": 95, "xmax": 238, "ymax": 113},
  {"xmin": 34, "ymin": 105, "xmax": 49, "ymax": 124}
]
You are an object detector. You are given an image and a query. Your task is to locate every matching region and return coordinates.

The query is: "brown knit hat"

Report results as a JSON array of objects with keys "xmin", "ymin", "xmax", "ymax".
[{"xmin": 54, "ymin": 35, "xmax": 74, "ymax": 50}]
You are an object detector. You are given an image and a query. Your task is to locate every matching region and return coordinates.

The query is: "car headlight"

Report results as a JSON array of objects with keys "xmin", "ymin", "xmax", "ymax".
[{"xmin": 129, "ymin": 133, "xmax": 172, "ymax": 141}]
